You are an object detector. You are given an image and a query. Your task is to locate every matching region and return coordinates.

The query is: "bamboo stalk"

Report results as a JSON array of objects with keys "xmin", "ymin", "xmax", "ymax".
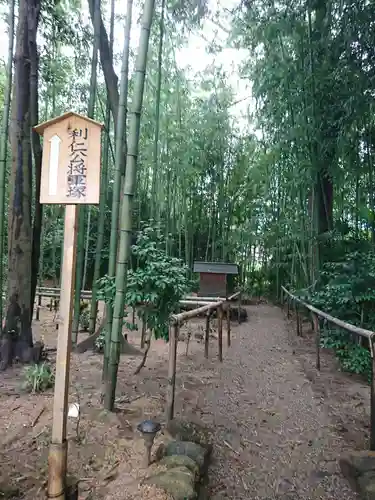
[
  {"xmin": 171, "ymin": 301, "xmax": 224, "ymax": 325},
  {"xmin": 179, "ymin": 300, "xmax": 216, "ymax": 307},
  {"xmin": 184, "ymin": 296, "xmax": 222, "ymax": 301},
  {"xmin": 184, "ymin": 292, "xmax": 240, "ymax": 302},
  {"xmin": 104, "ymin": 0, "xmax": 133, "ymax": 365},
  {"xmin": 105, "ymin": 0, "xmax": 155, "ymax": 410}
]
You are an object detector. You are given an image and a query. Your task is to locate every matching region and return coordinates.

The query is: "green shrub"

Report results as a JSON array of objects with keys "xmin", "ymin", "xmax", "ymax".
[
  {"xmin": 97, "ymin": 222, "xmax": 192, "ymax": 341},
  {"xmin": 22, "ymin": 363, "xmax": 55, "ymax": 393},
  {"xmin": 321, "ymin": 327, "xmax": 371, "ymax": 382},
  {"xmin": 79, "ymin": 303, "xmax": 90, "ymax": 331},
  {"xmin": 94, "ymin": 328, "xmax": 106, "ymax": 352}
]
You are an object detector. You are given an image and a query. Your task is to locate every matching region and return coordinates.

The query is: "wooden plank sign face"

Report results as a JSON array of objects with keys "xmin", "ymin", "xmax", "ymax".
[{"xmin": 36, "ymin": 112, "xmax": 103, "ymax": 204}]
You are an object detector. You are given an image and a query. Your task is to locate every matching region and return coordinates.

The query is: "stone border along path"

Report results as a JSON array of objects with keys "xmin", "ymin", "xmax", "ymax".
[{"xmin": 175, "ymin": 303, "xmax": 360, "ymax": 499}]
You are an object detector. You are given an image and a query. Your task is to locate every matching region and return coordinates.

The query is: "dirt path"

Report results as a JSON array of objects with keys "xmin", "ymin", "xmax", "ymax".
[
  {"xmin": 176, "ymin": 304, "xmax": 361, "ymax": 499},
  {"xmin": 0, "ymin": 302, "xmax": 368, "ymax": 499}
]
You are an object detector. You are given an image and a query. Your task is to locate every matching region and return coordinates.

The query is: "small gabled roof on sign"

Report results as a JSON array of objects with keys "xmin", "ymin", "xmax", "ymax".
[
  {"xmin": 193, "ymin": 261, "xmax": 239, "ymax": 275},
  {"xmin": 33, "ymin": 111, "xmax": 104, "ymax": 136}
]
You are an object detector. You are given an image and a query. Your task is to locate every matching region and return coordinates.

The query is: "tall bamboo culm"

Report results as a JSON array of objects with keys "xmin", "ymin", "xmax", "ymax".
[
  {"xmin": 103, "ymin": 0, "xmax": 134, "ymax": 382},
  {"xmin": 105, "ymin": 0, "xmax": 156, "ymax": 410},
  {"xmin": 71, "ymin": 0, "xmax": 101, "ymax": 343}
]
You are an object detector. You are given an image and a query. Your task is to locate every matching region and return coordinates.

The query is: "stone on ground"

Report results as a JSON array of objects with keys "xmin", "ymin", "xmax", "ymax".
[
  {"xmin": 164, "ymin": 441, "xmax": 208, "ymax": 472},
  {"xmin": 144, "ymin": 465, "xmax": 196, "ymax": 500},
  {"xmin": 339, "ymin": 451, "xmax": 375, "ymax": 498},
  {"xmin": 166, "ymin": 418, "xmax": 213, "ymax": 447},
  {"xmin": 159, "ymin": 455, "xmax": 199, "ymax": 478}
]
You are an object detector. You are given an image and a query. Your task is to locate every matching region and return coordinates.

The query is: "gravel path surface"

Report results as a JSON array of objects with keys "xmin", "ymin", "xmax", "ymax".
[
  {"xmin": 0, "ymin": 301, "xmax": 365, "ymax": 499},
  {"xmin": 179, "ymin": 304, "xmax": 359, "ymax": 499}
]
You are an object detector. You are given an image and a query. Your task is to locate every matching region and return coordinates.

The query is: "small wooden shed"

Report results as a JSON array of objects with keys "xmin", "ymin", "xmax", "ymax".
[{"xmin": 193, "ymin": 261, "xmax": 239, "ymax": 297}]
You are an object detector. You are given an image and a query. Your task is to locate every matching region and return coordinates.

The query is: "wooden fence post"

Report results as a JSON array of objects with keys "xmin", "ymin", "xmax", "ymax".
[
  {"xmin": 238, "ymin": 292, "xmax": 242, "ymax": 325},
  {"xmin": 227, "ymin": 303, "xmax": 231, "ymax": 347},
  {"xmin": 312, "ymin": 313, "xmax": 320, "ymax": 371},
  {"xmin": 371, "ymin": 336, "xmax": 375, "ymax": 451},
  {"xmin": 218, "ymin": 305, "xmax": 223, "ymax": 362},
  {"xmin": 36, "ymin": 294, "xmax": 42, "ymax": 321},
  {"xmin": 166, "ymin": 323, "xmax": 178, "ymax": 423},
  {"xmin": 310, "ymin": 312, "xmax": 315, "ymax": 332},
  {"xmin": 204, "ymin": 312, "xmax": 210, "ymax": 359}
]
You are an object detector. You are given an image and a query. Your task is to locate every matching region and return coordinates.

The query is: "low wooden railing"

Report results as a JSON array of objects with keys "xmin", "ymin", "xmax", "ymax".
[
  {"xmin": 36, "ymin": 287, "xmax": 92, "ymax": 300},
  {"xmin": 35, "ymin": 285, "xmax": 243, "ymax": 424},
  {"xmin": 34, "ymin": 287, "xmax": 92, "ymax": 321},
  {"xmin": 281, "ymin": 285, "xmax": 375, "ymax": 450},
  {"xmin": 166, "ymin": 291, "xmax": 241, "ymax": 422},
  {"xmin": 35, "ymin": 287, "xmax": 243, "ymax": 321}
]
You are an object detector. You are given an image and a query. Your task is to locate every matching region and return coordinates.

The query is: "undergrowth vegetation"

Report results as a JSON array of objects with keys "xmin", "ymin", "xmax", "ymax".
[
  {"xmin": 278, "ymin": 232, "xmax": 375, "ymax": 381},
  {"xmin": 22, "ymin": 363, "xmax": 55, "ymax": 393}
]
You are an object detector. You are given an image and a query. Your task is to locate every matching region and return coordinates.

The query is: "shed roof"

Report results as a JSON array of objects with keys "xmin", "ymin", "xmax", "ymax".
[{"xmin": 193, "ymin": 261, "xmax": 238, "ymax": 275}]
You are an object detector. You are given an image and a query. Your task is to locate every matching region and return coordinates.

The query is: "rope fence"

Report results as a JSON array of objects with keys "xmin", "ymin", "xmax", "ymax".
[{"xmin": 281, "ymin": 285, "xmax": 375, "ymax": 450}]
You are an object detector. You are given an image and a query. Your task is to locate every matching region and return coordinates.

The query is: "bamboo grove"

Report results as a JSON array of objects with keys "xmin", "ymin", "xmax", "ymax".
[{"xmin": 0, "ymin": 0, "xmax": 375, "ymax": 404}]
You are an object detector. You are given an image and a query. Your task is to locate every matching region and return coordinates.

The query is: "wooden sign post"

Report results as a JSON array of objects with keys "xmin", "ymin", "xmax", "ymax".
[{"xmin": 34, "ymin": 112, "xmax": 103, "ymax": 499}]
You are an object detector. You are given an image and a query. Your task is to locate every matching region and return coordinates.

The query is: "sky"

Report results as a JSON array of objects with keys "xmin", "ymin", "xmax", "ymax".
[
  {"xmin": 174, "ymin": 0, "xmax": 252, "ymax": 129},
  {"xmin": 0, "ymin": 0, "xmax": 252, "ymax": 130}
]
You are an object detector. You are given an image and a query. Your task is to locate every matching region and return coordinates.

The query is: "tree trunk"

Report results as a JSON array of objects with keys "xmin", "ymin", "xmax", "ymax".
[
  {"xmin": 89, "ymin": 0, "xmax": 115, "ymax": 334},
  {"xmin": 28, "ymin": 0, "xmax": 43, "ymax": 320},
  {"xmin": 0, "ymin": 0, "xmax": 15, "ymax": 323},
  {"xmin": 88, "ymin": 0, "xmax": 119, "ymax": 125},
  {"xmin": 7, "ymin": 0, "xmax": 33, "ymax": 352},
  {"xmin": 72, "ymin": 0, "xmax": 101, "ymax": 342}
]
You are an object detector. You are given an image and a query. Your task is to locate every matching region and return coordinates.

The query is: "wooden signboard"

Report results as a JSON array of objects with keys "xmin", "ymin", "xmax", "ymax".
[
  {"xmin": 34, "ymin": 111, "xmax": 102, "ymax": 204},
  {"xmin": 34, "ymin": 111, "xmax": 103, "ymax": 500}
]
